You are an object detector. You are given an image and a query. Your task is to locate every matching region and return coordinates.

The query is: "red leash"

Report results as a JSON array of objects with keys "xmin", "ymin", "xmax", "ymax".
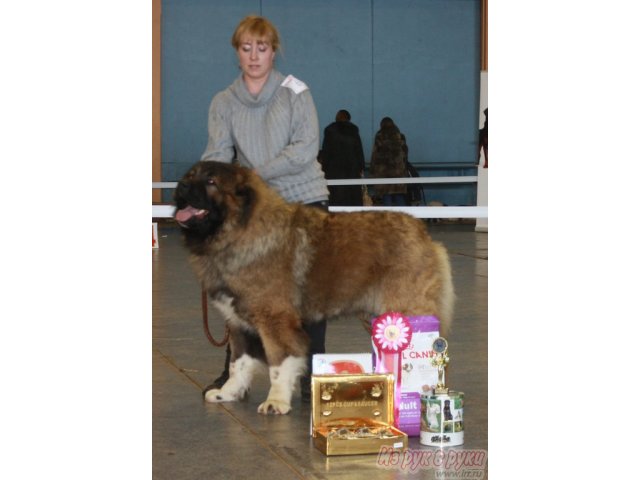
[{"xmin": 201, "ymin": 287, "xmax": 229, "ymax": 347}]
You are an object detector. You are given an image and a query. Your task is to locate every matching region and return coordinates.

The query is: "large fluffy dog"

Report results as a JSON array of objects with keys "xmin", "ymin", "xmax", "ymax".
[{"xmin": 174, "ymin": 161, "xmax": 454, "ymax": 415}]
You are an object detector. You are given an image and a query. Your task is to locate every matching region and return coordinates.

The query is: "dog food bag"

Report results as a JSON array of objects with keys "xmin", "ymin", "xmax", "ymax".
[{"xmin": 372, "ymin": 315, "xmax": 440, "ymax": 436}]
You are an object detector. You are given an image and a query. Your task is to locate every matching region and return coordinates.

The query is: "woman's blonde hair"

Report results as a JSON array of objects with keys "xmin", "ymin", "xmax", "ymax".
[{"xmin": 231, "ymin": 15, "xmax": 281, "ymax": 52}]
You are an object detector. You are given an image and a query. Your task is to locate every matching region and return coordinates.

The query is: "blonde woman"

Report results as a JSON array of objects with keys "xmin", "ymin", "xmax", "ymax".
[{"xmin": 201, "ymin": 15, "xmax": 329, "ymax": 401}]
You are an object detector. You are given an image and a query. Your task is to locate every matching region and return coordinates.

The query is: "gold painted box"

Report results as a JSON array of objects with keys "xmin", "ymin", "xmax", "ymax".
[{"xmin": 311, "ymin": 373, "xmax": 408, "ymax": 456}]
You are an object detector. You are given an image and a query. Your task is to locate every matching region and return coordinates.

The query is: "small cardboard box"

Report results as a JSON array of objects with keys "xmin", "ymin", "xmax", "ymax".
[
  {"xmin": 311, "ymin": 373, "xmax": 408, "ymax": 456},
  {"xmin": 152, "ymin": 222, "xmax": 159, "ymax": 249},
  {"xmin": 312, "ymin": 353, "xmax": 373, "ymax": 375},
  {"xmin": 310, "ymin": 354, "xmax": 374, "ymax": 437}
]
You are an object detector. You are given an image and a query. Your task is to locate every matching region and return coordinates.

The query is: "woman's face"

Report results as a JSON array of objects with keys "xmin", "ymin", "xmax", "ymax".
[{"xmin": 237, "ymin": 35, "xmax": 275, "ymax": 83}]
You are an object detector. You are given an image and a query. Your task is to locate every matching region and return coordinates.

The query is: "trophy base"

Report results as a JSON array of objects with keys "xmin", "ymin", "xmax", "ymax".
[{"xmin": 419, "ymin": 391, "xmax": 464, "ymax": 447}]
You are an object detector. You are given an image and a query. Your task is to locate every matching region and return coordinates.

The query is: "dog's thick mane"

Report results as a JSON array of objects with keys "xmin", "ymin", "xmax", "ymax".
[{"xmin": 188, "ymin": 165, "xmax": 326, "ymax": 293}]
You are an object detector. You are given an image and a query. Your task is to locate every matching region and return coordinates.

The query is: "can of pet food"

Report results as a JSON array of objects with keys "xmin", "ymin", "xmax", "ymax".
[{"xmin": 420, "ymin": 391, "xmax": 464, "ymax": 446}]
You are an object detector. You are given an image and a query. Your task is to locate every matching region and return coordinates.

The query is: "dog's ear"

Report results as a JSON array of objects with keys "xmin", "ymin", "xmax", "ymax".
[
  {"xmin": 234, "ymin": 168, "xmax": 247, "ymax": 190},
  {"xmin": 234, "ymin": 169, "xmax": 256, "ymax": 227}
]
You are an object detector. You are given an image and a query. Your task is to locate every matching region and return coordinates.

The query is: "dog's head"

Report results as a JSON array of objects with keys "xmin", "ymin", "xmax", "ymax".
[{"xmin": 173, "ymin": 161, "xmax": 256, "ymax": 251}]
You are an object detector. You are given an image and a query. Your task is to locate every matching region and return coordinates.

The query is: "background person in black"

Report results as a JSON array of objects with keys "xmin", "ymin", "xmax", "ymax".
[
  {"xmin": 478, "ymin": 108, "xmax": 488, "ymax": 168},
  {"xmin": 319, "ymin": 109, "xmax": 366, "ymax": 206},
  {"xmin": 370, "ymin": 117, "xmax": 409, "ymax": 206}
]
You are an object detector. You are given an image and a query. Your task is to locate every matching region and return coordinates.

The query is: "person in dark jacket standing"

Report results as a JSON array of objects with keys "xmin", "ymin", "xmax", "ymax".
[
  {"xmin": 478, "ymin": 108, "xmax": 488, "ymax": 168},
  {"xmin": 370, "ymin": 117, "xmax": 409, "ymax": 206},
  {"xmin": 319, "ymin": 109, "xmax": 366, "ymax": 206}
]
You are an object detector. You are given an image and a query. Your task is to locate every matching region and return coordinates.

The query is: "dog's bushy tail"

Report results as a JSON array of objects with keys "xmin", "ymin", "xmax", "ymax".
[{"xmin": 433, "ymin": 241, "xmax": 455, "ymax": 336}]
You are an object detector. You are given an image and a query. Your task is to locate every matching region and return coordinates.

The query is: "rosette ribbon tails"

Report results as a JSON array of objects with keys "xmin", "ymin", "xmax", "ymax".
[{"xmin": 372, "ymin": 312, "xmax": 413, "ymax": 427}]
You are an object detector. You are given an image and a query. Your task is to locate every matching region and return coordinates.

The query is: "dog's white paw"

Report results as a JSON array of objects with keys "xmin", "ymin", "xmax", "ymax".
[
  {"xmin": 256, "ymin": 356, "xmax": 305, "ymax": 415},
  {"xmin": 257, "ymin": 398, "xmax": 292, "ymax": 415},
  {"xmin": 203, "ymin": 354, "xmax": 261, "ymax": 404},
  {"xmin": 204, "ymin": 388, "xmax": 246, "ymax": 403}
]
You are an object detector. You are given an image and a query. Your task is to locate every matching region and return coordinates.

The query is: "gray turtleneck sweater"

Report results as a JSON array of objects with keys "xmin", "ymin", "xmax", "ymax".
[{"xmin": 201, "ymin": 70, "xmax": 329, "ymax": 204}]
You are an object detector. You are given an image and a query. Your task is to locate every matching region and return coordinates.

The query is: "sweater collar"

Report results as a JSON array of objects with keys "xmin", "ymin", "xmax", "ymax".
[{"xmin": 230, "ymin": 70, "xmax": 284, "ymax": 107}]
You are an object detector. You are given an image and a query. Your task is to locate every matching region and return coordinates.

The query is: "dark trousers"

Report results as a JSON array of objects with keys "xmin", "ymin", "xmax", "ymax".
[
  {"xmin": 302, "ymin": 320, "xmax": 327, "ymax": 375},
  {"xmin": 382, "ymin": 193, "xmax": 407, "ymax": 206}
]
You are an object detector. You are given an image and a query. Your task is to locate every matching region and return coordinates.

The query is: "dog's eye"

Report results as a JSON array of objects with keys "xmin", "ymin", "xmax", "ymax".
[{"xmin": 206, "ymin": 178, "xmax": 219, "ymax": 191}]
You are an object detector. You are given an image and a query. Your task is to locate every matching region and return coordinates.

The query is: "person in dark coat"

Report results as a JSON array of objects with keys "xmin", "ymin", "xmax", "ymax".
[
  {"xmin": 319, "ymin": 109, "xmax": 366, "ymax": 206},
  {"xmin": 478, "ymin": 108, "xmax": 488, "ymax": 168},
  {"xmin": 370, "ymin": 117, "xmax": 409, "ymax": 206}
]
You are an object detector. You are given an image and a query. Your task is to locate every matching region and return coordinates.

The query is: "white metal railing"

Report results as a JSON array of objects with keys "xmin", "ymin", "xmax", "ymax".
[
  {"xmin": 152, "ymin": 177, "xmax": 487, "ymax": 219},
  {"xmin": 152, "ymin": 176, "xmax": 477, "ymax": 189},
  {"xmin": 152, "ymin": 204, "xmax": 486, "ymax": 219}
]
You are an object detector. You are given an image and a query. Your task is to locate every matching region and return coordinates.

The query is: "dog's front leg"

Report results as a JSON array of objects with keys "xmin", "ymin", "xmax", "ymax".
[
  {"xmin": 204, "ymin": 329, "xmax": 265, "ymax": 403},
  {"xmin": 256, "ymin": 319, "xmax": 308, "ymax": 415},
  {"xmin": 257, "ymin": 356, "xmax": 307, "ymax": 415},
  {"xmin": 204, "ymin": 354, "xmax": 262, "ymax": 403}
]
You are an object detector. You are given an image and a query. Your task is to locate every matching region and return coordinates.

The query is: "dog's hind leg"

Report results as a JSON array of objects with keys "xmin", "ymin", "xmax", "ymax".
[{"xmin": 204, "ymin": 329, "xmax": 266, "ymax": 403}]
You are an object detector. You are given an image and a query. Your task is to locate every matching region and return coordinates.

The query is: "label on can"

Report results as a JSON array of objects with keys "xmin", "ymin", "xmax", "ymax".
[{"xmin": 420, "ymin": 391, "xmax": 464, "ymax": 446}]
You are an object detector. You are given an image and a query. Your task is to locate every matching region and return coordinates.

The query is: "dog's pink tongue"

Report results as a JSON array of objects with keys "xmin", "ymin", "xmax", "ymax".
[{"xmin": 175, "ymin": 205, "xmax": 199, "ymax": 223}]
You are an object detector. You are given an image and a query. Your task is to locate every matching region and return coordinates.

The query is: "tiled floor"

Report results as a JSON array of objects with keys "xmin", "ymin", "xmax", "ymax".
[{"xmin": 152, "ymin": 222, "xmax": 487, "ymax": 479}]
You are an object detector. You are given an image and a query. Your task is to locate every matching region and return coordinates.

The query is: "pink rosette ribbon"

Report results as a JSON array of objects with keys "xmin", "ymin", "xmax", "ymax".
[{"xmin": 372, "ymin": 312, "xmax": 412, "ymax": 427}]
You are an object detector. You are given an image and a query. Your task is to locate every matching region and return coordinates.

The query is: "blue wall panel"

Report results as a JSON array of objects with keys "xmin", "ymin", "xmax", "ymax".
[
  {"xmin": 263, "ymin": 0, "xmax": 374, "ymax": 159},
  {"xmin": 161, "ymin": 0, "xmax": 481, "ymax": 205},
  {"xmin": 372, "ymin": 0, "xmax": 480, "ymax": 164},
  {"xmin": 161, "ymin": 0, "xmax": 261, "ymax": 185}
]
